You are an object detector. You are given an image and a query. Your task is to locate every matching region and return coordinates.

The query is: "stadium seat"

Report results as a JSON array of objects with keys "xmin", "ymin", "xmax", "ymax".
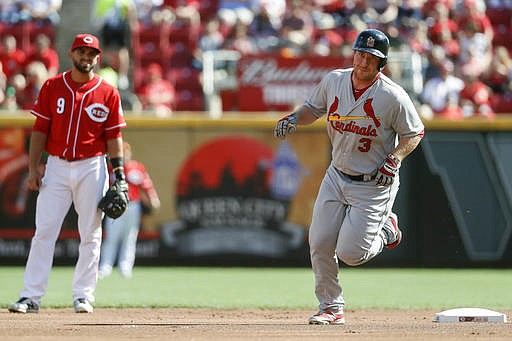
[
  {"xmin": 2, "ymin": 23, "xmax": 30, "ymax": 51},
  {"xmin": 175, "ymin": 88, "xmax": 205, "ymax": 111},
  {"xmin": 491, "ymin": 94, "xmax": 512, "ymax": 114},
  {"xmin": 486, "ymin": 8, "xmax": 512, "ymax": 26},
  {"xmin": 197, "ymin": 0, "xmax": 219, "ymax": 21},
  {"xmin": 168, "ymin": 23, "xmax": 199, "ymax": 49},
  {"xmin": 169, "ymin": 43, "xmax": 194, "ymax": 68},
  {"xmin": 28, "ymin": 22, "xmax": 56, "ymax": 46},
  {"xmin": 166, "ymin": 67, "xmax": 201, "ymax": 90}
]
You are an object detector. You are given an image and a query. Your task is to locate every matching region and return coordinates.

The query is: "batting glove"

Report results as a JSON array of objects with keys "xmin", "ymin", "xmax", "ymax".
[
  {"xmin": 274, "ymin": 113, "xmax": 297, "ymax": 139},
  {"xmin": 375, "ymin": 153, "xmax": 401, "ymax": 186}
]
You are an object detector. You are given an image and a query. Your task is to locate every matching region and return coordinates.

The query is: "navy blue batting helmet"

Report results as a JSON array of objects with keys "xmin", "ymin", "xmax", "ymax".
[{"xmin": 352, "ymin": 29, "xmax": 389, "ymax": 69}]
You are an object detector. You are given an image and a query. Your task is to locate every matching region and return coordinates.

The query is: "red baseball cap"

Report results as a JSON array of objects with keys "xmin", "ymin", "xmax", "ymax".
[{"xmin": 70, "ymin": 34, "xmax": 101, "ymax": 53}]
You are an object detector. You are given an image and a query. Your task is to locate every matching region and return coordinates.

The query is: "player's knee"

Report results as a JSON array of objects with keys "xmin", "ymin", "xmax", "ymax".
[{"xmin": 337, "ymin": 247, "xmax": 368, "ymax": 266}]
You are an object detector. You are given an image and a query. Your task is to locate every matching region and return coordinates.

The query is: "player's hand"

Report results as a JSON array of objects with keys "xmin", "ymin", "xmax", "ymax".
[
  {"xmin": 375, "ymin": 153, "xmax": 401, "ymax": 186},
  {"xmin": 274, "ymin": 113, "xmax": 297, "ymax": 139},
  {"xmin": 27, "ymin": 170, "xmax": 43, "ymax": 191}
]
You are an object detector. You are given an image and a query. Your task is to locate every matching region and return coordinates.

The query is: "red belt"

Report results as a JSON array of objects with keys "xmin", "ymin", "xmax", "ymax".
[{"xmin": 58, "ymin": 156, "xmax": 81, "ymax": 162}]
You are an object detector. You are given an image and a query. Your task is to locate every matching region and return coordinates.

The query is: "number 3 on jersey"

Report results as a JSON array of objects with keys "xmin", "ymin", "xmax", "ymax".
[{"xmin": 358, "ymin": 138, "xmax": 372, "ymax": 152}]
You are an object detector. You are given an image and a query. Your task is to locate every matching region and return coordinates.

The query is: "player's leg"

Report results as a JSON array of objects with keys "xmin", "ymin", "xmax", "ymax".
[
  {"xmin": 71, "ymin": 156, "xmax": 108, "ymax": 304},
  {"xmin": 19, "ymin": 157, "xmax": 73, "ymax": 303},
  {"xmin": 308, "ymin": 164, "xmax": 347, "ymax": 314},
  {"xmin": 118, "ymin": 202, "xmax": 142, "ymax": 278},
  {"xmin": 336, "ymin": 180, "xmax": 399, "ymax": 266}
]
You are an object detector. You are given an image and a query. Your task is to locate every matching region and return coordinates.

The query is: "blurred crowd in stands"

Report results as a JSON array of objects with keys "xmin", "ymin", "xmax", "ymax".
[{"xmin": 0, "ymin": 0, "xmax": 512, "ymax": 119}]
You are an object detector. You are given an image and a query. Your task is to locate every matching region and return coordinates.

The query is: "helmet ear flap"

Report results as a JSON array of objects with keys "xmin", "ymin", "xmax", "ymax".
[{"xmin": 379, "ymin": 57, "xmax": 387, "ymax": 70}]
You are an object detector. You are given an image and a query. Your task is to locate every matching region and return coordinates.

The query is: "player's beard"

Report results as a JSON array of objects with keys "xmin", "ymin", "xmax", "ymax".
[{"xmin": 73, "ymin": 59, "xmax": 96, "ymax": 73}]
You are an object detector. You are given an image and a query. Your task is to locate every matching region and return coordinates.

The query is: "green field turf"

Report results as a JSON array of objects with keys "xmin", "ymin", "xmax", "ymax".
[{"xmin": 1, "ymin": 267, "xmax": 511, "ymax": 310}]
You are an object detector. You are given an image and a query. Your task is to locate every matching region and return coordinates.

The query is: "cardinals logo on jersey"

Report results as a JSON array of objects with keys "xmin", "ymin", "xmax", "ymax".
[{"xmin": 85, "ymin": 103, "xmax": 109, "ymax": 122}]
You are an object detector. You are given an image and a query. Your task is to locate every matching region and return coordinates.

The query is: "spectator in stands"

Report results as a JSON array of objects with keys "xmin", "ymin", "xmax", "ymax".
[
  {"xmin": 423, "ymin": 44, "xmax": 446, "ymax": 82},
  {"xmin": 248, "ymin": 3, "xmax": 281, "ymax": 53},
  {"xmin": 193, "ymin": 17, "xmax": 225, "ymax": 69},
  {"xmin": 425, "ymin": 2, "xmax": 458, "ymax": 46},
  {"xmin": 420, "ymin": 59, "xmax": 465, "ymax": 120},
  {"xmin": 310, "ymin": 15, "xmax": 344, "ymax": 57},
  {"xmin": 25, "ymin": 0, "xmax": 62, "ymax": 25},
  {"xmin": 92, "ymin": 0, "xmax": 138, "ymax": 90},
  {"xmin": 454, "ymin": 0, "xmax": 494, "ymax": 42},
  {"xmin": 435, "ymin": 26, "xmax": 460, "ymax": 60},
  {"xmin": 0, "ymin": 1, "xmax": 32, "ymax": 23},
  {"xmin": 456, "ymin": 21, "xmax": 492, "ymax": 77},
  {"xmin": 365, "ymin": 0, "xmax": 400, "ymax": 28},
  {"xmin": 133, "ymin": 0, "xmax": 166, "ymax": 26},
  {"xmin": 409, "ymin": 21, "xmax": 433, "ymax": 55},
  {"xmin": 98, "ymin": 53, "xmax": 143, "ymax": 112},
  {"xmin": 3, "ymin": 72, "xmax": 26, "ymax": 110},
  {"xmin": 0, "ymin": 63, "xmax": 7, "ymax": 109},
  {"xmin": 279, "ymin": 0, "xmax": 315, "ymax": 56},
  {"xmin": 136, "ymin": 63, "xmax": 176, "ymax": 117},
  {"xmin": 0, "ymin": 35, "xmax": 26, "ymax": 81},
  {"xmin": 24, "ymin": 33, "xmax": 59, "ymax": 77},
  {"xmin": 459, "ymin": 71, "xmax": 495, "ymax": 118},
  {"xmin": 482, "ymin": 45, "xmax": 512, "ymax": 95},
  {"xmin": 19, "ymin": 61, "xmax": 48, "ymax": 109},
  {"xmin": 217, "ymin": 0, "xmax": 256, "ymax": 29},
  {"xmin": 163, "ymin": 0, "xmax": 201, "ymax": 28},
  {"xmin": 222, "ymin": 20, "xmax": 258, "ymax": 55}
]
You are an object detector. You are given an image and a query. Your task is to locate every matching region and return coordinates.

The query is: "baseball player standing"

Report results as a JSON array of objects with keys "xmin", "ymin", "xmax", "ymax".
[
  {"xmin": 274, "ymin": 29, "xmax": 424, "ymax": 325},
  {"xmin": 8, "ymin": 33, "xmax": 127, "ymax": 314}
]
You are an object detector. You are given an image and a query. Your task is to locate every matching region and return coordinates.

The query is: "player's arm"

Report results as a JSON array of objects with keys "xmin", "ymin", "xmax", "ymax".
[
  {"xmin": 375, "ymin": 133, "xmax": 423, "ymax": 186},
  {"xmin": 27, "ymin": 131, "xmax": 47, "ymax": 191},
  {"xmin": 273, "ymin": 105, "xmax": 318, "ymax": 139},
  {"xmin": 106, "ymin": 137, "xmax": 125, "ymax": 181},
  {"xmin": 390, "ymin": 134, "xmax": 424, "ymax": 162}
]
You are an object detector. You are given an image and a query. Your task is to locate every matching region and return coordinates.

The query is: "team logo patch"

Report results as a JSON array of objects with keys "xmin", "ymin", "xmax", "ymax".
[
  {"xmin": 85, "ymin": 103, "xmax": 109, "ymax": 122},
  {"xmin": 367, "ymin": 37, "xmax": 375, "ymax": 47}
]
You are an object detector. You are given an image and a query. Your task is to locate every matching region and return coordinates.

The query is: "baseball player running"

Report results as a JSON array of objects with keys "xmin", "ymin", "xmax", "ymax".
[
  {"xmin": 8, "ymin": 33, "xmax": 127, "ymax": 314},
  {"xmin": 274, "ymin": 29, "xmax": 424, "ymax": 325}
]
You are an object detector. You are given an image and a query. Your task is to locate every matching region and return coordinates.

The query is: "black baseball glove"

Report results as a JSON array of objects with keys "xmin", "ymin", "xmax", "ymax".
[{"xmin": 98, "ymin": 180, "xmax": 129, "ymax": 219}]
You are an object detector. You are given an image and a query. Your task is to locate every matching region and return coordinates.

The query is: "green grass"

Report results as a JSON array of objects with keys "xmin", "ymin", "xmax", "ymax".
[{"xmin": 1, "ymin": 267, "xmax": 511, "ymax": 310}]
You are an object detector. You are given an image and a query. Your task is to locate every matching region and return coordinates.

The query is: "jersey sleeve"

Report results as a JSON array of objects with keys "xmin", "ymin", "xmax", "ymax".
[
  {"xmin": 30, "ymin": 79, "xmax": 53, "ymax": 134},
  {"xmin": 392, "ymin": 89, "xmax": 425, "ymax": 138},
  {"xmin": 304, "ymin": 71, "xmax": 333, "ymax": 118},
  {"xmin": 30, "ymin": 79, "xmax": 52, "ymax": 121},
  {"xmin": 104, "ymin": 89, "xmax": 127, "ymax": 140}
]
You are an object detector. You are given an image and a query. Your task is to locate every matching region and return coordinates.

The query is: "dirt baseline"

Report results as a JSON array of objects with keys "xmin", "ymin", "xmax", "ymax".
[{"xmin": 1, "ymin": 308, "xmax": 511, "ymax": 340}]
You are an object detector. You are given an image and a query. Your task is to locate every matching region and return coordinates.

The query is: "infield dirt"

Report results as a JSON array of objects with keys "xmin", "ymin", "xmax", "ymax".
[{"xmin": 1, "ymin": 308, "xmax": 511, "ymax": 340}]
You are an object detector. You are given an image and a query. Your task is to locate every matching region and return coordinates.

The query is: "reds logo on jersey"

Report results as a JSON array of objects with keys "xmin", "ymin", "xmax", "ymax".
[{"xmin": 85, "ymin": 103, "xmax": 109, "ymax": 122}]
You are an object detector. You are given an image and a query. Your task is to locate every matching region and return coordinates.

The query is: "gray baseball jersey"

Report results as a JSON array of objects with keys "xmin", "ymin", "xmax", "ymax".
[
  {"xmin": 304, "ymin": 67, "xmax": 424, "ymax": 315},
  {"xmin": 305, "ymin": 68, "xmax": 424, "ymax": 175}
]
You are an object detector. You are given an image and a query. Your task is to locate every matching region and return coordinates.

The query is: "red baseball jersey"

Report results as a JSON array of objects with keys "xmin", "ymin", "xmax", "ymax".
[{"xmin": 31, "ymin": 71, "xmax": 126, "ymax": 160}]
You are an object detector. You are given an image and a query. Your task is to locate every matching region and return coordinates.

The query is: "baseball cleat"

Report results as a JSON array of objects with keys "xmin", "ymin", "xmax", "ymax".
[
  {"xmin": 308, "ymin": 311, "xmax": 345, "ymax": 325},
  {"xmin": 384, "ymin": 213, "xmax": 402, "ymax": 249},
  {"xmin": 74, "ymin": 298, "xmax": 94, "ymax": 313},
  {"xmin": 8, "ymin": 297, "xmax": 39, "ymax": 313}
]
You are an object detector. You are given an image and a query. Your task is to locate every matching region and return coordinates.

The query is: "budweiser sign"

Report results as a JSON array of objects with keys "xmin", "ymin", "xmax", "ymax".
[
  {"xmin": 231, "ymin": 55, "xmax": 350, "ymax": 112},
  {"xmin": 239, "ymin": 60, "xmax": 333, "ymax": 86}
]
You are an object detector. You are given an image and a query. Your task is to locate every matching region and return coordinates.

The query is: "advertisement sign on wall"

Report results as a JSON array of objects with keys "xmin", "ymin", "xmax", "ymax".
[{"xmin": 235, "ymin": 55, "xmax": 351, "ymax": 111}]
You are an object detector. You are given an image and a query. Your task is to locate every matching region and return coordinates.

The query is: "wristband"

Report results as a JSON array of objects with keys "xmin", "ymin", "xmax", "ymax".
[{"xmin": 110, "ymin": 157, "xmax": 126, "ymax": 181}]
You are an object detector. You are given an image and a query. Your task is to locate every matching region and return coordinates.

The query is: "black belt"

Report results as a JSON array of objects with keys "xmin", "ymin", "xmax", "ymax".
[{"xmin": 339, "ymin": 169, "xmax": 365, "ymax": 182}]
